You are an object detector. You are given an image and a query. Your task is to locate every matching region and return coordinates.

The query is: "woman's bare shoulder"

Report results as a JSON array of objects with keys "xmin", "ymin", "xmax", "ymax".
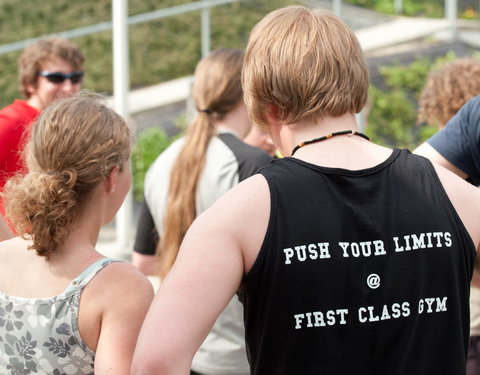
[{"xmin": 88, "ymin": 260, "xmax": 154, "ymax": 298}]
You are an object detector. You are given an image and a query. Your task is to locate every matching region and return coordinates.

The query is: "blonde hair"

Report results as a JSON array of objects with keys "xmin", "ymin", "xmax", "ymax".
[
  {"xmin": 19, "ymin": 37, "xmax": 85, "ymax": 98},
  {"xmin": 2, "ymin": 94, "xmax": 132, "ymax": 257},
  {"xmin": 242, "ymin": 5, "xmax": 369, "ymax": 130},
  {"xmin": 418, "ymin": 58, "xmax": 480, "ymax": 128},
  {"xmin": 158, "ymin": 48, "xmax": 244, "ymax": 278}
]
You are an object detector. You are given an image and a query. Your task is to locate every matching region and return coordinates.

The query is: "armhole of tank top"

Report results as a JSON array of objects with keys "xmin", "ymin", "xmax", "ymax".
[
  {"xmin": 244, "ymin": 171, "xmax": 276, "ymax": 280},
  {"xmin": 423, "ymin": 157, "xmax": 477, "ymax": 257},
  {"xmin": 69, "ymin": 258, "xmax": 121, "ymax": 355}
]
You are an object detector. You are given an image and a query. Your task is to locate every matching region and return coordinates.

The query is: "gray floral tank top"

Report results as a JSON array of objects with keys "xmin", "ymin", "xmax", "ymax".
[{"xmin": 0, "ymin": 258, "xmax": 118, "ymax": 374}]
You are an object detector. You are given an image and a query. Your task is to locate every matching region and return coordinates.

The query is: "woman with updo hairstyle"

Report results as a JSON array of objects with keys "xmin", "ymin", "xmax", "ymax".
[
  {"xmin": 0, "ymin": 95, "xmax": 153, "ymax": 374},
  {"xmin": 132, "ymin": 48, "xmax": 271, "ymax": 375}
]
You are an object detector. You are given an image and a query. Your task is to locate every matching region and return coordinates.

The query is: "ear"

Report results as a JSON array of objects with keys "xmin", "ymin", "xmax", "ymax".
[
  {"xmin": 106, "ymin": 165, "xmax": 120, "ymax": 193},
  {"xmin": 264, "ymin": 104, "xmax": 281, "ymax": 127},
  {"xmin": 26, "ymin": 83, "xmax": 37, "ymax": 96}
]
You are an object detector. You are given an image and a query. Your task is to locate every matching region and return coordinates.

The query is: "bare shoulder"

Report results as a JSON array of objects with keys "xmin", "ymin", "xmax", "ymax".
[
  {"xmin": 0, "ymin": 237, "xmax": 31, "ymax": 269},
  {"xmin": 84, "ymin": 260, "xmax": 154, "ymax": 308},
  {"xmin": 209, "ymin": 173, "xmax": 269, "ymax": 213},
  {"xmin": 0, "ymin": 237, "xmax": 28, "ymax": 285},
  {"xmin": 195, "ymin": 173, "xmax": 270, "ymax": 233},
  {"xmin": 414, "ymin": 142, "xmax": 468, "ymax": 179},
  {"xmin": 433, "ymin": 163, "xmax": 480, "ymax": 248},
  {"xmin": 193, "ymin": 174, "xmax": 270, "ymax": 272},
  {"xmin": 99, "ymin": 262, "xmax": 151, "ymax": 290}
]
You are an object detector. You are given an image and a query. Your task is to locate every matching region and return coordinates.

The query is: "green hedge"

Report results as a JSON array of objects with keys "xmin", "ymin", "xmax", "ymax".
[
  {"xmin": 131, "ymin": 127, "xmax": 179, "ymax": 201},
  {"xmin": 0, "ymin": 0, "xmax": 298, "ymax": 108},
  {"xmin": 366, "ymin": 52, "xmax": 480, "ymax": 149},
  {"xmin": 344, "ymin": 0, "xmax": 478, "ymax": 18}
]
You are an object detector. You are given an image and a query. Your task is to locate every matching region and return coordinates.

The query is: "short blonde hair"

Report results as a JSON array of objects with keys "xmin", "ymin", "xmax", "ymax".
[
  {"xmin": 2, "ymin": 94, "xmax": 132, "ymax": 257},
  {"xmin": 242, "ymin": 5, "xmax": 369, "ymax": 130},
  {"xmin": 418, "ymin": 58, "xmax": 480, "ymax": 128}
]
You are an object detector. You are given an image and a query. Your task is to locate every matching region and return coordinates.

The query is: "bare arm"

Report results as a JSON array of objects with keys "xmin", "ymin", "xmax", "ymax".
[
  {"xmin": 415, "ymin": 144, "xmax": 480, "ymax": 277},
  {"xmin": 131, "ymin": 199, "xmax": 159, "ymax": 276},
  {"xmin": 414, "ymin": 142, "xmax": 469, "ymax": 180},
  {"xmin": 131, "ymin": 252, "xmax": 160, "ymax": 276},
  {"xmin": 90, "ymin": 263, "xmax": 154, "ymax": 374},
  {"xmin": 131, "ymin": 174, "xmax": 270, "ymax": 375},
  {"xmin": 433, "ymin": 164, "xmax": 480, "ymax": 260}
]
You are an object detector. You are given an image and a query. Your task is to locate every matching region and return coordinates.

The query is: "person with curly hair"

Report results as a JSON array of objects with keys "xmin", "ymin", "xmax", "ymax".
[
  {"xmin": 0, "ymin": 95, "xmax": 153, "ymax": 374},
  {"xmin": 418, "ymin": 57, "xmax": 480, "ymax": 129}
]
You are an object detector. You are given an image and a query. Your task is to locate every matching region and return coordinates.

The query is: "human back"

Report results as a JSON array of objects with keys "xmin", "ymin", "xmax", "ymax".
[
  {"xmin": 242, "ymin": 151, "xmax": 475, "ymax": 374},
  {"xmin": 0, "ymin": 95, "xmax": 153, "ymax": 374}
]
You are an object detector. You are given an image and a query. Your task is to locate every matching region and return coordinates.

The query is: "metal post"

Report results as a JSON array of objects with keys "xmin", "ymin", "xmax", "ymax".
[
  {"xmin": 332, "ymin": 0, "xmax": 342, "ymax": 16},
  {"xmin": 112, "ymin": 0, "xmax": 133, "ymax": 259},
  {"xmin": 445, "ymin": 0, "xmax": 458, "ymax": 40},
  {"xmin": 201, "ymin": 5, "xmax": 211, "ymax": 58}
]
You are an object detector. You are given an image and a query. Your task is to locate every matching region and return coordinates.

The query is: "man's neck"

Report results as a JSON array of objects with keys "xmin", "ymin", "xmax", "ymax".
[{"xmin": 26, "ymin": 96, "xmax": 44, "ymax": 111}]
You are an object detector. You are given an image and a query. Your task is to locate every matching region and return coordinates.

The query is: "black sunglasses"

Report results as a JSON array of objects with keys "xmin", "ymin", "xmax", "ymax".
[{"xmin": 38, "ymin": 71, "xmax": 84, "ymax": 84}]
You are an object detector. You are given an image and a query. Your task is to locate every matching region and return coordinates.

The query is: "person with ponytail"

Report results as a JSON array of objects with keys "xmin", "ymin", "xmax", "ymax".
[
  {"xmin": 132, "ymin": 48, "xmax": 271, "ymax": 375},
  {"xmin": 0, "ymin": 95, "xmax": 153, "ymax": 374}
]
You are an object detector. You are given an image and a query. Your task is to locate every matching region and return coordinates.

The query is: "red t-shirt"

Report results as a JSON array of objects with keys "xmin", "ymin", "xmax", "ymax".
[{"xmin": 0, "ymin": 100, "xmax": 40, "ymax": 215}]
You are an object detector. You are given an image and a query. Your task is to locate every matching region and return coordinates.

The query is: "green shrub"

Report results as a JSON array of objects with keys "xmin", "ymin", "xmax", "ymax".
[
  {"xmin": 131, "ymin": 127, "xmax": 178, "ymax": 201},
  {"xmin": 365, "ymin": 52, "xmax": 465, "ymax": 149},
  {"xmin": 379, "ymin": 52, "xmax": 458, "ymax": 95},
  {"xmin": 343, "ymin": 0, "xmax": 445, "ymax": 17}
]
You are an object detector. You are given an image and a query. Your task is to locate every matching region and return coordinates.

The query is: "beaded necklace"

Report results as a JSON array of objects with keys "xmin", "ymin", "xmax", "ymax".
[{"xmin": 291, "ymin": 130, "xmax": 370, "ymax": 156}]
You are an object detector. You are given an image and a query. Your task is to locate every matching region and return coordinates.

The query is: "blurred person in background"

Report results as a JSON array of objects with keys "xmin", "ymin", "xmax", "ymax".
[
  {"xmin": 243, "ymin": 125, "xmax": 276, "ymax": 156},
  {"xmin": 0, "ymin": 95, "xmax": 153, "ymax": 374},
  {"xmin": 417, "ymin": 57, "xmax": 480, "ymax": 130},
  {"xmin": 0, "ymin": 36, "xmax": 84, "ymax": 240},
  {"xmin": 132, "ymin": 48, "xmax": 271, "ymax": 375}
]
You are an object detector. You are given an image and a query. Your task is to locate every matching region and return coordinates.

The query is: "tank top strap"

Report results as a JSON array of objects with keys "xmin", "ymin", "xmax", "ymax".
[{"xmin": 65, "ymin": 258, "xmax": 121, "ymax": 293}]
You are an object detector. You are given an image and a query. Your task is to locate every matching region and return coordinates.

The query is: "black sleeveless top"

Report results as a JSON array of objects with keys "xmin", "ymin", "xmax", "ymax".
[{"xmin": 240, "ymin": 149, "xmax": 475, "ymax": 375}]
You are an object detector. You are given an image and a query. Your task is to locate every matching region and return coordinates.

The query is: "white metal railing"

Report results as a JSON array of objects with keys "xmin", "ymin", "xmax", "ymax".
[
  {"xmin": 0, "ymin": 0, "xmax": 461, "ymax": 56},
  {"xmin": 0, "ymin": 0, "xmax": 240, "ymax": 57}
]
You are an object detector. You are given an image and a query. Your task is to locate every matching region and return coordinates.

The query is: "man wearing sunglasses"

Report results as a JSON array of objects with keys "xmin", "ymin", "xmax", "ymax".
[{"xmin": 0, "ymin": 37, "xmax": 85, "ymax": 239}]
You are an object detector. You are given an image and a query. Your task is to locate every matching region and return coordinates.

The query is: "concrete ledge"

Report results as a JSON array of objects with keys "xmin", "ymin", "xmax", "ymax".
[
  {"xmin": 105, "ymin": 75, "xmax": 193, "ymax": 115},
  {"xmin": 356, "ymin": 17, "xmax": 451, "ymax": 52}
]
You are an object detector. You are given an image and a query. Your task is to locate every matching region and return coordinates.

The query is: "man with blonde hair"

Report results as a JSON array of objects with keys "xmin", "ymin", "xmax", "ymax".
[
  {"xmin": 0, "ymin": 36, "xmax": 84, "ymax": 240},
  {"xmin": 132, "ymin": 6, "xmax": 480, "ymax": 374}
]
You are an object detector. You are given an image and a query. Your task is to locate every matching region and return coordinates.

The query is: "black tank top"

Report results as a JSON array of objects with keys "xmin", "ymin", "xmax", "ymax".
[{"xmin": 241, "ymin": 149, "xmax": 475, "ymax": 375}]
